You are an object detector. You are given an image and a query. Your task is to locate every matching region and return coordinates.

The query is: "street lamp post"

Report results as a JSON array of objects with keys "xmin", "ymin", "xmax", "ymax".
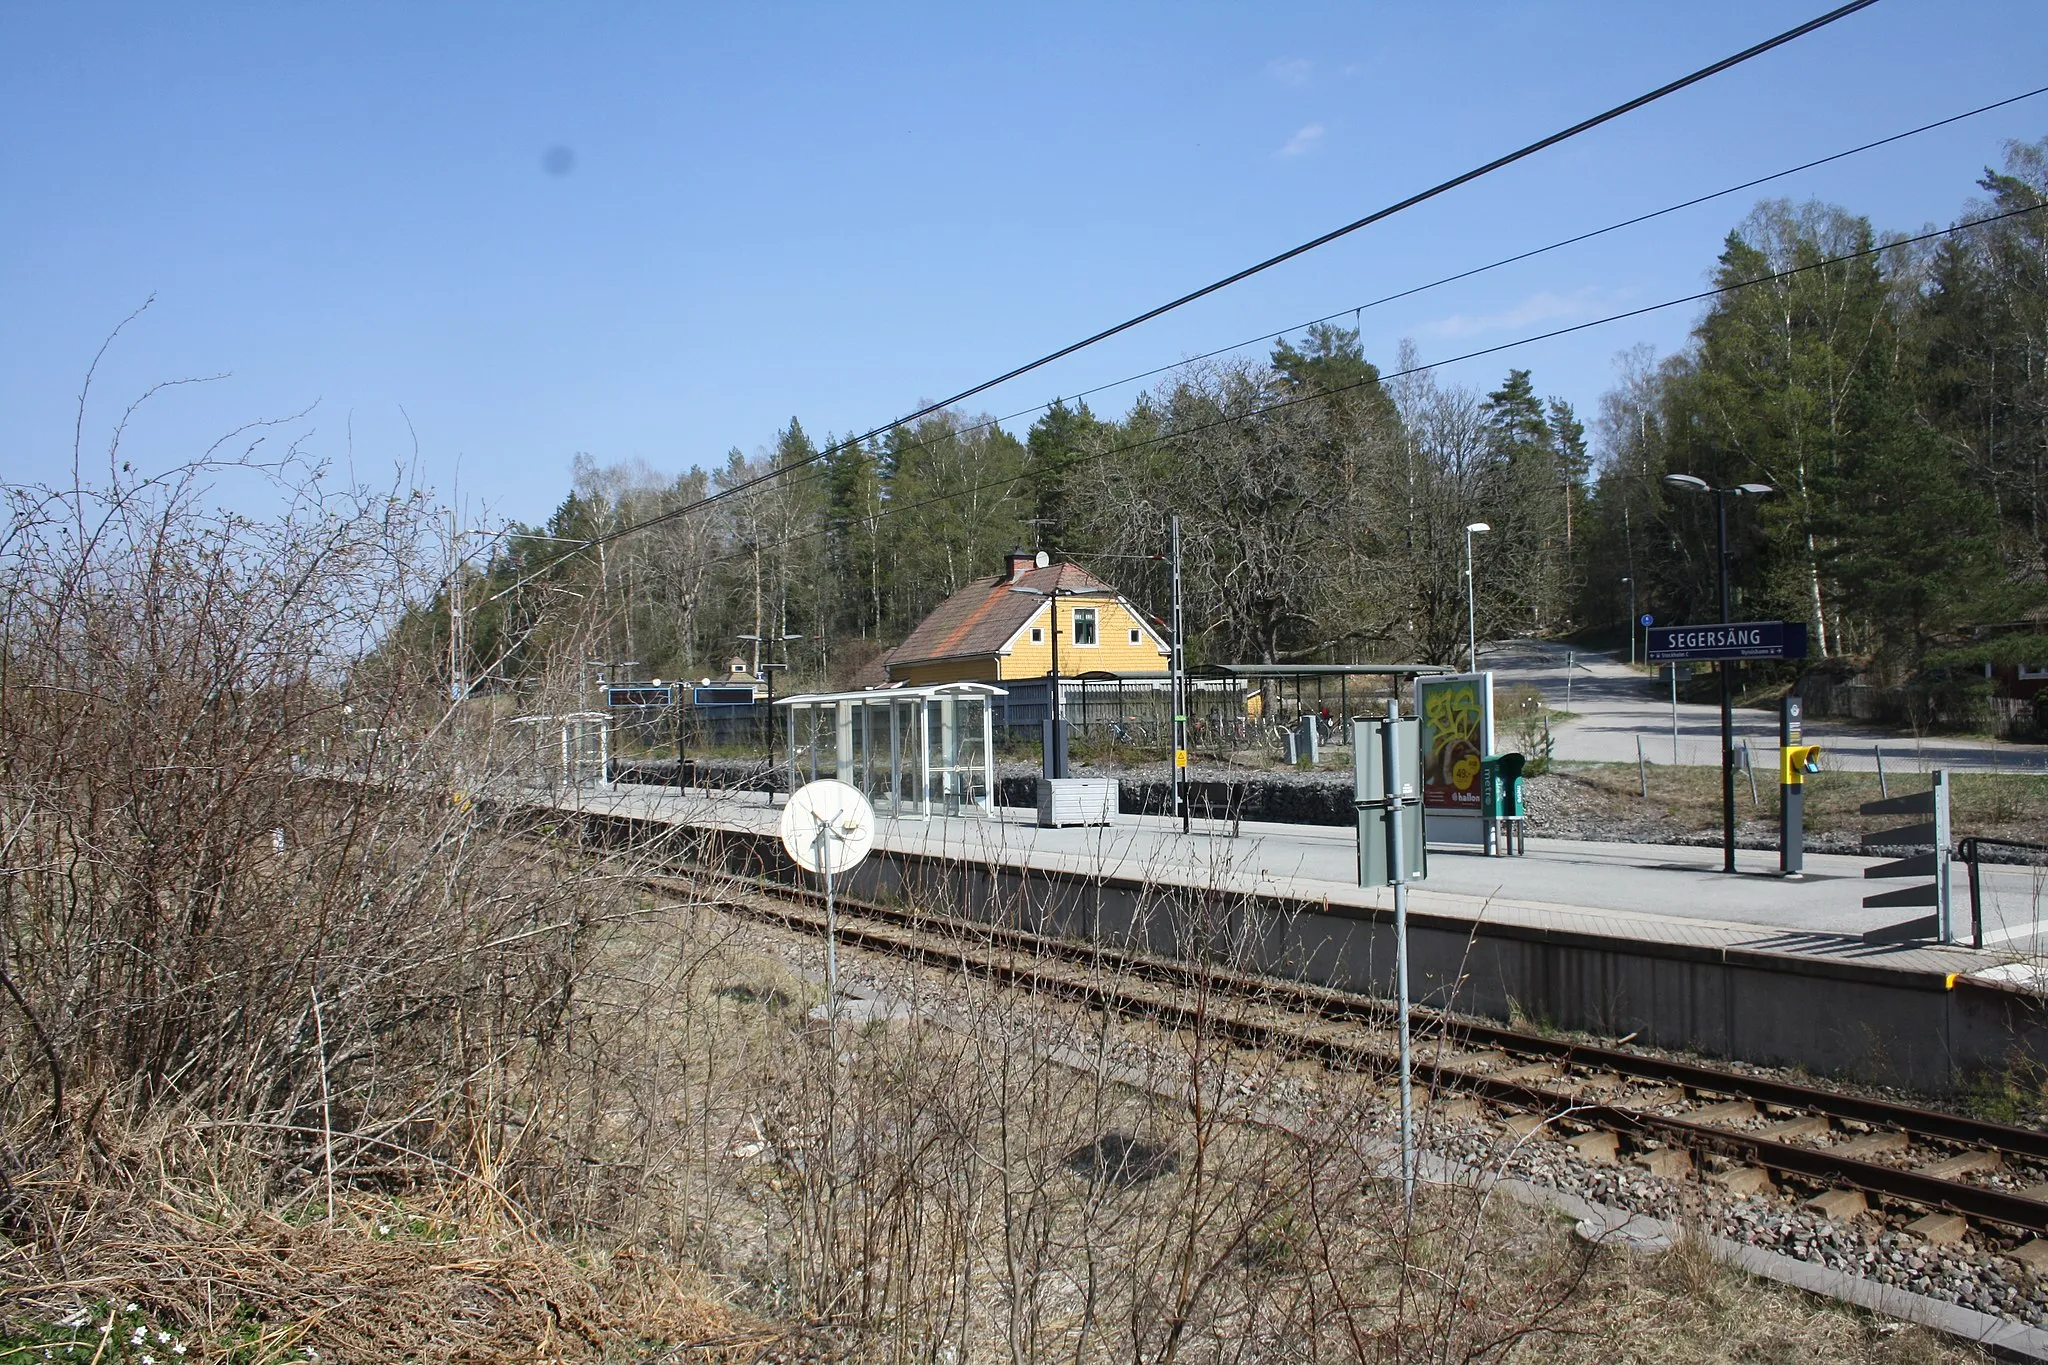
[
  {"xmin": 1622, "ymin": 576, "xmax": 1636, "ymax": 666},
  {"xmin": 1662, "ymin": 474, "xmax": 1774, "ymax": 874},
  {"xmin": 740, "ymin": 633, "xmax": 804, "ymax": 786},
  {"xmin": 1464, "ymin": 522, "xmax": 1491, "ymax": 673}
]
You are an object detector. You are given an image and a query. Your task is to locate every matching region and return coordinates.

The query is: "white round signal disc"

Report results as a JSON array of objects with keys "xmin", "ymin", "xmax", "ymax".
[{"xmin": 779, "ymin": 779, "xmax": 876, "ymax": 876}]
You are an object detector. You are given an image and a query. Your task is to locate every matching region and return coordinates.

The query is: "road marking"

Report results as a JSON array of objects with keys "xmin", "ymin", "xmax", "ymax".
[{"xmin": 1982, "ymin": 918, "xmax": 2048, "ymax": 948}]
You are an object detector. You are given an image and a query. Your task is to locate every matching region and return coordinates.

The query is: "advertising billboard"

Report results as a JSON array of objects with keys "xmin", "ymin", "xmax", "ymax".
[{"xmin": 1413, "ymin": 672, "xmax": 1493, "ymax": 848}]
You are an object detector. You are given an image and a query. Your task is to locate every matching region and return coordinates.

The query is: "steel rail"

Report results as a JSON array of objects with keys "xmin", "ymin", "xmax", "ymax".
[
  {"xmin": 642, "ymin": 863, "xmax": 2048, "ymax": 1234},
  {"xmin": 669, "ymin": 855, "xmax": 2048, "ymax": 1163}
]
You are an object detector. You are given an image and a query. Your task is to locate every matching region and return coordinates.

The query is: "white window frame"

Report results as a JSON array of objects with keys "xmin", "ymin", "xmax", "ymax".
[
  {"xmin": 1030, "ymin": 626, "xmax": 1044, "ymax": 644},
  {"xmin": 1071, "ymin": 607, "xmax": 1098, "ymax": 646},
  {"xmin": 2021, "ymin": 664, "xmax": 2048, "ymax": 681},
  {"xmin": 1128, "ymin": 627, "xmax": 1141, "ymax": 645}
]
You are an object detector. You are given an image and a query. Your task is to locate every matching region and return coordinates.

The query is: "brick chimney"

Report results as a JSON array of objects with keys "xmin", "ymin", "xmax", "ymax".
[{"xmin": 1004, "ymin": 549, "xmax": 1040, "ymax": 581}]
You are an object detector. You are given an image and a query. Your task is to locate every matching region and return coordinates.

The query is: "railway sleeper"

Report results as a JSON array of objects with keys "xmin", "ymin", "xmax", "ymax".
[
  {"xmin": 685, "ymin": 863, "xmax": 2048, "ymax": 1172},
  {"xmin": 675, "ymin": 870, "xmax": 2048, "ymax": 1247}
]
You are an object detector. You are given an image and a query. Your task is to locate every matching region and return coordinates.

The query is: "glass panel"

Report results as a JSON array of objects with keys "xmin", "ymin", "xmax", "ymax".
[
  {"xmin": 1072, "ymin": 608, "xmax": 1097, "ymax": 646},
  {"xmin": 955, "ymin": 696, "xmax": 990, "ymax": 811}
]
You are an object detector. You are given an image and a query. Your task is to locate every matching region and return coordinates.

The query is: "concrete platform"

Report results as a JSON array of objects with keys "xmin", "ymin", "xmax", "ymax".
[{"xmin": 534, "ymin": 781, "xmax": 2048, "ymax": 1093}]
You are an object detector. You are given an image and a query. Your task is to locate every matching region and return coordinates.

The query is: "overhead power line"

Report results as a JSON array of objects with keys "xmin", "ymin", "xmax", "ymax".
[
  {"xmin": 673, "ymin": 80, "xmax": 2048, "ymax": 536},
  {"xmin": 683, "ymin": 199, "xmax": 2048, "ymax": 575},
  {"xmin": 493, "ymin": 1, "xmax": 1879, "ymax": 592}
]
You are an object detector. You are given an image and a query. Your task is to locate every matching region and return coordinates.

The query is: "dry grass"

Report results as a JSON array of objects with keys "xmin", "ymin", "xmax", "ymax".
[
  {"xmin": 577, "ymin": 890, "xmax": 1997, "ymax": 1364},
  {"xmin": 1499, "ymin": 1219, "xmax": 1981, "ymax": 1364},
  {"xmin": 1547, "ymin": 762, "xmax": 2048, "ymax": 845},
  {"xmin": 3, "ymin": 1186, "xmax": 750, "ymax": 1363}
]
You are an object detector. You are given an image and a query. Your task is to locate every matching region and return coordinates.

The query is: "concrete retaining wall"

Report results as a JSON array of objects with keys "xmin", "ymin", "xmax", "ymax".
[{"xmin": 578, "ymin": 811, "xmax": 2048, "ymax": 1097}]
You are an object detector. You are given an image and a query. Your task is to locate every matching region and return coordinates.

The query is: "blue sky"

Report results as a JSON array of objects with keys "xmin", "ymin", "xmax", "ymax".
[{"xmin": 4, "ymin": 2, "xmax": 2045, "ymax": 528}]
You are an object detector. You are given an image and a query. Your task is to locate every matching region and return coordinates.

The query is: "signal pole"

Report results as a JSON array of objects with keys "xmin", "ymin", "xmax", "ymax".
[{"xmin": 1170, "ymin": 514, "xmax": 1189, "ymax": 833}]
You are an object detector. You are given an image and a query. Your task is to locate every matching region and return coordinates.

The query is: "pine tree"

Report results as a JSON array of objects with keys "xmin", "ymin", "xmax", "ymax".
[{"xmin": 1024, "ymin": 400, "xmax": 1102, "ymax": 554}]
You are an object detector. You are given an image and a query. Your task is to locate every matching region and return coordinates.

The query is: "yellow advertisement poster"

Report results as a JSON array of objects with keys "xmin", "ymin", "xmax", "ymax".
[{"xmin": 1415, "ymin": 674, "xmax": 1492, "ymax": 813}]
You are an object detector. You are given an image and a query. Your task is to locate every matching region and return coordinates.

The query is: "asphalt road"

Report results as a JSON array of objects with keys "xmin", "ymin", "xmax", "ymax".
[{"xmin": 1479, "ymin": 639, "xmax": 2048, "ymax": 776}]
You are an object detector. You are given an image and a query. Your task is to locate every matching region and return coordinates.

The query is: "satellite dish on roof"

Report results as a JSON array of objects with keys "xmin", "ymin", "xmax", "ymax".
[
  {"xmin": 779, "ymin": 779, "xmax": 875, "ymax": 875},
  {"xmin": 1035, "ymin": 550, "xmax": 1050, "ymax": 568}
]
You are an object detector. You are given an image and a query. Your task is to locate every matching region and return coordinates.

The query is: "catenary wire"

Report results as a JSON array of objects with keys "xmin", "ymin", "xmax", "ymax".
[
  {"xmin": 665, "ymin": 200, "xmax": 2048, "ymax": 579},
  {"xmin": 486, "ymin": 2, "xmax": 1879, "ymax": 590},
  {"xmin": 581, "ymin": 78, "xmax": 2048, "ymax": 556}
]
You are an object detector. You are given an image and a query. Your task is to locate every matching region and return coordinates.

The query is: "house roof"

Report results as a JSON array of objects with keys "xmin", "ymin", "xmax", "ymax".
[{"xmin": 888, "ymin": 562, "xmax": 1119, "ymax": 667}]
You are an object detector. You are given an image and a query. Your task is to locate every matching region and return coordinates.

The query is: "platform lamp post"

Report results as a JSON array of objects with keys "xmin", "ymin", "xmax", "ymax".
[
  {"xmin": 740, "ymin": 632, "xmax": 804, "ymax": 782},
  {"xmin": 1464, "ymin": 522, "xmax": 1491, "ymax": 673},
  {"xmin": 586, "ymin": 658, "xmax": 639, "ymax": 705},
  {"xmin": 1147, "ymin": 516, "xmax": 1192, "ymax": 831},
  {"xmin": 1008, "ymin": 583, "xmax": 1102, "ymax": 780},
  {"xmin": 1622, "ymin": 576, "xmax": 1636, "ymax": 665},
  {"xmin": 1662, "ymin": 474, "xmax": 1774, "ymax": 873}
]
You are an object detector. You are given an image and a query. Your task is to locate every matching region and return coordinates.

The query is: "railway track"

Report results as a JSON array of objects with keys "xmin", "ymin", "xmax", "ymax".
[{"xmin": 650, "ymin": 863, "xmax": 2048, "ymax": 1252}]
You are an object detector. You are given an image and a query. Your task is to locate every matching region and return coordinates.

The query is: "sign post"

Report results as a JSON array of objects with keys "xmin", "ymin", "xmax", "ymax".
[
  {"xmin": 1354, "ymin": 701, "xmax": 1424, "ymax": 1213},
  {"xmin": 1647, "ymin": 622, "xmax": 1809, "ymax": 871},
  {"xmin": 779, "ymin": 780, "xmax": 878, "ymax": 1020}
]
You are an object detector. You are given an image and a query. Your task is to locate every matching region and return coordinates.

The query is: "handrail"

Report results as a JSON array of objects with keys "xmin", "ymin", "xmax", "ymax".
[{"xmin": 1959, "ymin": 835, "xmax": 2048, "ymax": 949}]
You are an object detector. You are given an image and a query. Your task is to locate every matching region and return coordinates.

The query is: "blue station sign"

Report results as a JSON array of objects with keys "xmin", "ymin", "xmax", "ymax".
[
  {"xmin": 1647, "ymin": 620, "xmax": 1808, "ymax": 663},
  {"xmin": 605, "ymin": 685, "xmax": 676, "ymax": 707}
]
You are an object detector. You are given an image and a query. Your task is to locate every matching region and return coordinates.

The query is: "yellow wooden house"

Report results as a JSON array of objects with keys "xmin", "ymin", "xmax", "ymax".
[{"xmin": 883, "ymin": 550, "xmax": 1169, "ymax": 686}]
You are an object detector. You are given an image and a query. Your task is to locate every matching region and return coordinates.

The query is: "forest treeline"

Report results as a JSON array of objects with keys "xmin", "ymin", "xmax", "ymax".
[{"xmin": 437, "ymin": 139, "xmax": 2048, "ymax": 696}]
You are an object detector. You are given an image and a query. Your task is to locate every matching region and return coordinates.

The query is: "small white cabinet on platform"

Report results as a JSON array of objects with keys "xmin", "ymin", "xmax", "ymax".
[{"xmin": 1036, "ymin": 777, "xmax": 1117, "ymax": 828}]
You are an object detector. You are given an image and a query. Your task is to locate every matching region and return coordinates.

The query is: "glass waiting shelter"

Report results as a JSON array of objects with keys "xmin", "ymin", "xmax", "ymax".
[
  {"xmin": 776, "ymin": 682, "xmax": 1003, "ymax": 818},
  {"xmin": 506, "ymin": 711, "xmax": 612, "ymax": 790}
]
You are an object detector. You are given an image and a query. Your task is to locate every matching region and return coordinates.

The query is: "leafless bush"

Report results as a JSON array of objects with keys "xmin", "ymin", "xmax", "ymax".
[
  {"xmin": 517, "ymin": 856, "xmax": 1626, "ymax": 1364},
  {"xmin": 0, "ymin": 441, "xmax": 663, "ymax": 1285}
]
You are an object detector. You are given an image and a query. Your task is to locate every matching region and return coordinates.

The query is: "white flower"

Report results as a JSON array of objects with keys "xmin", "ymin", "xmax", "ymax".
[
  {"xmin": 142, "ymin": 1356, "xmax": 155, "ymax": 1364},
  {"xmin": 156, "ymin": 1333, "xmax": 170, "ymax": 1344},
  {"xmin": 173, "ymin": 1347, "xmax": 187, "ymax": 1357},
  {"xmin": 377, "ymin": 1223, "xmax": 391, "ymax": 1234},
  {"xmin": 124, "ymin": 1303, "xmax": 138, "ymax": 1314}
]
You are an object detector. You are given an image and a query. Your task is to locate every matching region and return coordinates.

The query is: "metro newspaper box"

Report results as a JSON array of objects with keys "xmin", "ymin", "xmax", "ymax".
[
  {"xmin": 1479, "ymin": 752, "xmax": 1529, "ymax": 856},
  {"xmin": 1479, "ymin": 753, "xmax": 1527, "ymax": 819}
]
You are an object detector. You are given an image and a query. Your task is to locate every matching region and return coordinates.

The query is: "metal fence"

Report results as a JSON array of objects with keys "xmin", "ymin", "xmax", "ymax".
[{"xmin": 1801, "ymin": 681, "xmax": 2041, "ymax": 739}]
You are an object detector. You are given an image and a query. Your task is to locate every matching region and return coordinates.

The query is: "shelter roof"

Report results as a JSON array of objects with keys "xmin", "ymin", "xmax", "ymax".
[
  {"xmin": 888, "ymin": 561, "xmax": 1118, "ymax": 667},
  {"xmin": 775, "ymin": 681, "xmax": 1007, "ymax": 707}
]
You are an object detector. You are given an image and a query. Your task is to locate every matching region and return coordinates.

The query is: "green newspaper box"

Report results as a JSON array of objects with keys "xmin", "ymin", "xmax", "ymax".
[{"xmin": 1480, "ymin": 753, "xmax": 1527, "ymax": 820}]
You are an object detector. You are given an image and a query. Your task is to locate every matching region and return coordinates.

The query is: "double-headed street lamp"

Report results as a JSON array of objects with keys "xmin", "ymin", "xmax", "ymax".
[
  {"xmin": 1662, "ymin": 474, "xmax": 1775, "ymax": 873},
  {"xmin": 739, "ymin": 632, "xmax": 805, "ymax": 775},
  {"xmin": 1464, "ymin": 522, "xmax": 1491, "ymax": 673}
]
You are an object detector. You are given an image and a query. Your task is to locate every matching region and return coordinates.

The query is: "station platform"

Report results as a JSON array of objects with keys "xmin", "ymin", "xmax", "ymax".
[
  {"xmin": 566, "ymin": 782, "xmax": 2044, "ymax": 970},
  {"xmin": 533, "ymin": 781, "xmax": 2048, "ymax": 1093}
]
